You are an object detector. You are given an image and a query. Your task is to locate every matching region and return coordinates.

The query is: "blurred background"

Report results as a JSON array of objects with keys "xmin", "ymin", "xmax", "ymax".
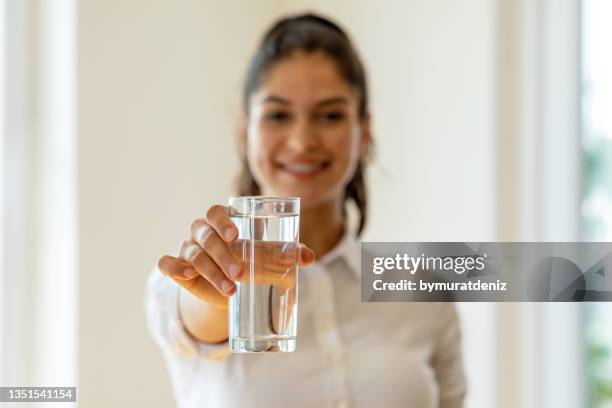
[{"xmin": 0, "ymin": 0, "xmax": 610, "ymax": 407}]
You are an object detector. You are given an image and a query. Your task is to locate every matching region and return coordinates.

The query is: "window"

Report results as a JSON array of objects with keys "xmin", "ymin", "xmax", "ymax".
[
  {"xmin": 0, "ymin": 0, "xmax": 76, "ymax": 387},
  {"xmin": 581, "ymin": 1, "xmax": 612, "ymax": 407},
  {"xmin": 0, "ymin": 0, "xmax": 5, "ymax": 376}
]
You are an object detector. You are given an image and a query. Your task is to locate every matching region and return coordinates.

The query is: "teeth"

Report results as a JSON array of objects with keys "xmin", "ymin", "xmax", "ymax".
[{"xmin": 283, "ymin": 163, "xmax": 324, "ymax": 173}]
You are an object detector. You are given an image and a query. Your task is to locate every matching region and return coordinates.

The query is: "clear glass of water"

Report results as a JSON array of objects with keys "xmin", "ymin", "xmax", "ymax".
[{"xmin": 227, "ymin": 196, "xmax": 300, "ymax": 353}]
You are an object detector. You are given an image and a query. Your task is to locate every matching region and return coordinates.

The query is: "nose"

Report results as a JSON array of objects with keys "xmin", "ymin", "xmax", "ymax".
[{"xmin": 285, "ymin": 116, "xmax": 319, "ymax": 152}]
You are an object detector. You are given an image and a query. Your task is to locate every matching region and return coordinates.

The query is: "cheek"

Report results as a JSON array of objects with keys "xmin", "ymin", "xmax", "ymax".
[
  {"xmin": 246, "ymin": 127, "xmax": 278, "ymax": 179},
  {"xmin": 328, "ymin": 128, "xmax": 362, "ymax": 180}
]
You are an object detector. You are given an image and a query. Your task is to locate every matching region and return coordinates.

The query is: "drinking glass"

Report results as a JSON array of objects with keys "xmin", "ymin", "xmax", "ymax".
[{"xmin": 227, "ymin": 196, "xmax": 300, "ymax": 352}]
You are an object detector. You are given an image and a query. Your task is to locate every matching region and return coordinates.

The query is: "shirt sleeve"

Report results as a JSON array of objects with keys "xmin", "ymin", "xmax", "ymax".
[
  {"xmin": 144, "ymin": 266, "xmax": 231, "ymax": 362},
  {"xmin": 431, "ymin": 302, "xmax": 467, "ymax": 408}
]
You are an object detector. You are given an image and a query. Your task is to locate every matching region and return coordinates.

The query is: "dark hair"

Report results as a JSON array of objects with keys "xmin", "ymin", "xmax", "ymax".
[{"xmin": 236, "ymin": 13, "xmax": 370, "ymax": 236}]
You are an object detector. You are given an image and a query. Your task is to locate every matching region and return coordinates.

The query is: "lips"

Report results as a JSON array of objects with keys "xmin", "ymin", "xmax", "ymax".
[{"xmin": 275, "ymin": 160, "xmax": 331, "ymax": 179}]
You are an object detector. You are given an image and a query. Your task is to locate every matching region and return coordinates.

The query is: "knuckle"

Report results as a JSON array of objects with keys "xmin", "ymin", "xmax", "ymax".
[
  {"xmin": 198, "ymin": 227, "xmax": 215, "ymax": 250},
  {"xmin": 205, "ymin": 205, "xmax": 225, "ymax": 223},
  {"xmin": 199, "ymin": 263, "xmax": 218, "ymax": 283},
  {"xmin": 193, "ymin": 251, "xmax": 224, "ymax": 287},
  {"xmin": 184, "ymin": 244, "xmax": 202, "ymax": 262},
  {"xmin": 178, "ymin": 240, "xmax": 191, "ymax": 256},
  {"xmin": 222, "ymin": 253, "xmax": 237, "ymax": 270},
  {"xmin": 189, "ymin": 218, "xmax": 206, "ymax": 236},
  {"xmin": 191, "ymin": 246, "xmax": 208, "ymax": 266}
]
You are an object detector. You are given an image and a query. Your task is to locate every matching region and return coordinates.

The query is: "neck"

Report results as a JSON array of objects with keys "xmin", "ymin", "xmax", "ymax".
[{"xmin": 300, "ymin": 198, "xmax": 345, "ymax": 259}]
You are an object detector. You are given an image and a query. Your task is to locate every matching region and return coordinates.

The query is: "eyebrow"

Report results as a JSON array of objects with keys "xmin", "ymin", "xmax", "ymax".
[{"xmin": 262, "ymin": 95, "xmax": 349, "ymax": 106}]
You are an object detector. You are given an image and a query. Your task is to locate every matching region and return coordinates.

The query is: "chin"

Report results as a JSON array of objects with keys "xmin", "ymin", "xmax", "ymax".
[
  {"xmin": 269, "ymin": 187, "xmax": 338, "ymax": 210},
  {"xmin": 296, "ymin": 194, "xmax": 327, "ymax": 209}
]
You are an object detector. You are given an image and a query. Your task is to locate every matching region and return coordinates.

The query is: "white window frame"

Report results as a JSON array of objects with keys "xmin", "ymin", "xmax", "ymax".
[
  {"xmin": 1, "ymin": 0, "xmax": 77, "ymax": 388},
  {"xmin": 497, "ymin": 0, "xmax": 583, "ymax": 407}
]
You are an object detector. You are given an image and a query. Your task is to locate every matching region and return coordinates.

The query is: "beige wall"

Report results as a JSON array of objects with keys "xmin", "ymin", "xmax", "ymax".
[{"xmin": 78, "ymin": 1, "xmax": 496, "ymax": 406}]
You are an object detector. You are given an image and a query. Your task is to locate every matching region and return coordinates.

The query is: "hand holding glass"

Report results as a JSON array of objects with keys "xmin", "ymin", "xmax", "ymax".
[{"xmin": 228, "ymin": 196, "xmax": 300, "ymax": 353}]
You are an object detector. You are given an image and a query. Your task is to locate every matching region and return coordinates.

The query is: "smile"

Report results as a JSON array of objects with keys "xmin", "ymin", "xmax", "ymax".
[{"xmin": 275, "ymin": 161, "xmax": 331, "ymax": 179}]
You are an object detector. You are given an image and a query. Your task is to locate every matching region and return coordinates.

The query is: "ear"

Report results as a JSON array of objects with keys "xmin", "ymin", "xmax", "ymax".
[
  {"xmin": 359, "ymin": 112, "xmax": 372, "ymax": 160},
  {"xmin": 236, "ymin": 110, "xmax": 248, "ymax": 159}
]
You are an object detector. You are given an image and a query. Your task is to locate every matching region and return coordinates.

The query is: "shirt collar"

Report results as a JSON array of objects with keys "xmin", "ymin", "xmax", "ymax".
[{"xmin": 313, "ymin": 220, "xmax": 361, "ymax": 280}]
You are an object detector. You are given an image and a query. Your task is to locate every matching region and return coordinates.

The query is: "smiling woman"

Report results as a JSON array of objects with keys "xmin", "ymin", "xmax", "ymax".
[
  {"xmin": 237, "ymin": 16, "xmax": 371, "ymax": 238},
  {"xmin": 145, "ymin": 12, "xmax": 465, "ymax": 408},
  {"xmin": 256, "ymin": 91, "xmax": 349, "ymax": 181},
  {"xmin": 241, "ymin": 50, "xmax": 370, "ymax": 213}
]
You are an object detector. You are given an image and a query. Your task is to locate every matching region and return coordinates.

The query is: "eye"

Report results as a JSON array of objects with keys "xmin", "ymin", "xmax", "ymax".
[
  {"xmin": 265, "ymin": 110, "xmax": 291, "ymax": 123},
  {"xmin": 319, "ymin": 111, "xmax": 345, "ymax": 122}
]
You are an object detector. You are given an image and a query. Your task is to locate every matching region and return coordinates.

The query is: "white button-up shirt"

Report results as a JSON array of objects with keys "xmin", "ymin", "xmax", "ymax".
[{"xmin": 145, "ymin": 226, "xmax": 466, "ymax": 407}]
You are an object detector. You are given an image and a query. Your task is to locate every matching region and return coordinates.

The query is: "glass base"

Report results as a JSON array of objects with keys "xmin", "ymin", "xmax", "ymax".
[{"xmin": 229, "ymin": 336, "xmax": 296, "ymax": 353}]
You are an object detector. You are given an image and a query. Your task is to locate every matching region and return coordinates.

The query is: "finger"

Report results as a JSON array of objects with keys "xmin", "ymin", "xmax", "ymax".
[
  {"xmin": 204, "ymin": 205, "xmax": 238, "ymax": 243},
  {"xmin": 180, "ymin": 240, "xmax": 236, "ymax": 296},
  {"xmin": 229, "ymin": 240, "xmax": 296, "ymax": 275},
  {"xmin": 228, "ymin": 240, "xmax": 298, "ymax": 288},
  {"xmin": 158, "ymin": 256, "xmax": 229, "ymax": 308},
  {"xmin": 190, "ymin": 223, "xmax": 243, "ymax": 281},
  {"xmin": 158, "ymin": 255, "xmax": 199, "ymax": 280},
  {"xmin": 298, "ymin": 244, "xmax": 316, "ymax": 266},
  {"xmin": 181, "ymin": 276, "xmax": 230, "ymax": 308}
]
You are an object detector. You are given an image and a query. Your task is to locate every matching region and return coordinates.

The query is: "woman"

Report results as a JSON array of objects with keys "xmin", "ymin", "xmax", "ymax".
[{"xmin": 145, "ymin": 13, "xmax": 466, "ymax": 408}]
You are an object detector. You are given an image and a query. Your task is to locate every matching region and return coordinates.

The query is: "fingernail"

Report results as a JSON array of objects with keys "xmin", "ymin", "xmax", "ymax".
[
  {"xmin": 224, "ymin": 228, "xmax": 236, "ymax": 241},
  {"xmin": 182, "ymin": 268, "xmax": 198, "ymax": 279},
  {"xmin": 221, "ymin": 280, "xmax": 234, "ymax": 294},
  {"xmin": 228, "ymin": 264, "xmax": 241, "ymax": 279}
]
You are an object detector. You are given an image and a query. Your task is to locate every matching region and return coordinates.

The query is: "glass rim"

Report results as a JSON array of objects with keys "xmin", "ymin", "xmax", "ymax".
[{"xmin": 228, "ymin": 195, "xmax": 300, "ymax": 203}]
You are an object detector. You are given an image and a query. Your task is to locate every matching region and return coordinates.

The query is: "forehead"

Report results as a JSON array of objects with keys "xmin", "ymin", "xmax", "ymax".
[{"xmin": 252, "ymin": 51, "xmax": 356, "ymax": 105}]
